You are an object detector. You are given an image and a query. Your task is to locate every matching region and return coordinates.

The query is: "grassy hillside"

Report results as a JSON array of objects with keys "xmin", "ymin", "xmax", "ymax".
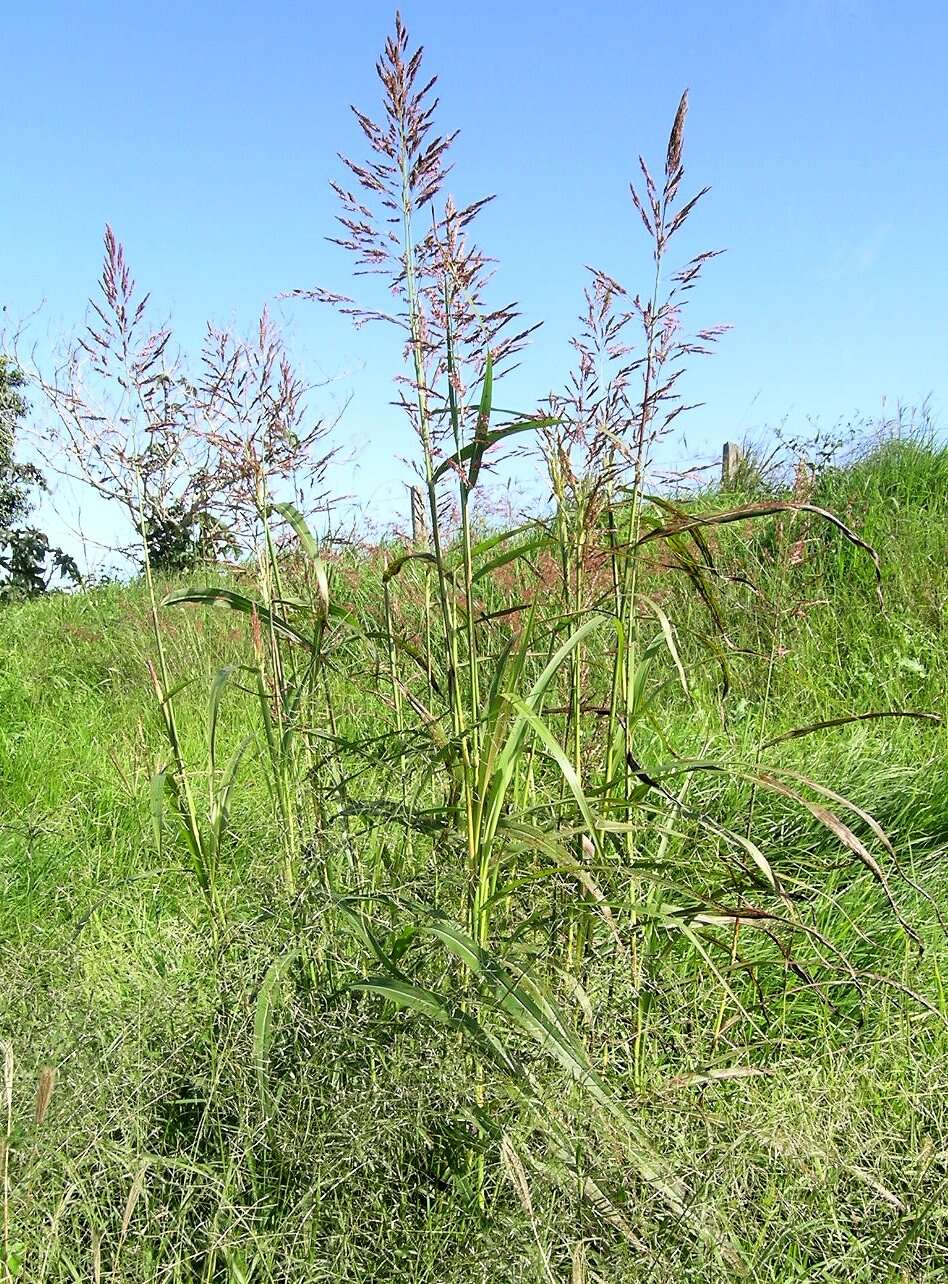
[{"xmin": 1, "ymin": 437, "xmax": 947, "ymax": 1283}]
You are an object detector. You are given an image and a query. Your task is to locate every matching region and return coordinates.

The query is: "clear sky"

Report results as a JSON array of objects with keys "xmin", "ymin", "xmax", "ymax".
[{"xmin": 4, "ymin": 0, "xmax": 947, "ymax": 561}]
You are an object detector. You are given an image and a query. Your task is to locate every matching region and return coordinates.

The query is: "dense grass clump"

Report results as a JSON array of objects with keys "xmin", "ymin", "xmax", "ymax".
[
  {"xmin": 1, "ymin": 436, "xmax": 946, "ymax": 1283},
  {"xmin": 3, "ymin": 14, "xmax": 947, "ymax": 1280}
]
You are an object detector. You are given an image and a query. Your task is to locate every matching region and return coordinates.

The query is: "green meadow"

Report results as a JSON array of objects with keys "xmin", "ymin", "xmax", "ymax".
[{"xmin": 2, "ymin": 436, "xmax": 947, "ymax": 1282}]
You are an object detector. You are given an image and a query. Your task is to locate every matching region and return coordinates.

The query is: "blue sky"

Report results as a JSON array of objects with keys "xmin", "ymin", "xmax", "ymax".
[{"xmin": 4, "ymin": 0, "xmax": 947, "ymax": 560}]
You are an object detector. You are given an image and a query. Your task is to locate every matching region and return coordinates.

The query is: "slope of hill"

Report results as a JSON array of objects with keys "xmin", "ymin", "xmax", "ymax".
[{"xmin": 1, "ymin": 437, "xmax": 946, "ymax": 1282}]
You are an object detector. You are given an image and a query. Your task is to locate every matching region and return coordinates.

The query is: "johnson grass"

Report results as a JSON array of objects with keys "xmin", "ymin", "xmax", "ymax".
[
  {"xmin": 2, "ymin": 15, "xmax": 947, "ymax": 1279},
  {"xmin": 1, "ymin": 435, "xmax": 946, "ymax": 1283}
]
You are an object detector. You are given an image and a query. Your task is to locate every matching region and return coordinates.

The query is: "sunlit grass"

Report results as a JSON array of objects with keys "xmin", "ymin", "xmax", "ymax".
[{"xmin": 1, "ymin": 432, "xmax": 946, "ymax": 1281}]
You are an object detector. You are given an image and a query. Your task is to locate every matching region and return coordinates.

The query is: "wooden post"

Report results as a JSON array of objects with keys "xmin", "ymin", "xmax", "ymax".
[
  {"xmin": 409, "ymin": 485, "xmax": 428, "ymax": 548},
  {"xmin": 721, "ymin": 441, "xmax": 742, "ymax": 487}
]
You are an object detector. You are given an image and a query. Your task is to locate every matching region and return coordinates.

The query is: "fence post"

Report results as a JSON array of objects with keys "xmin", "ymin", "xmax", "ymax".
[{"xmin": 721, "ymin": 441, "xmax": 742, "ymax": 486}]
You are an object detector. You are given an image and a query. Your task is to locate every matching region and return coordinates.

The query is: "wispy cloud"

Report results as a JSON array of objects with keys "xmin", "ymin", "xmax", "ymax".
[{"xmin": 820, "ymin": 222, "xmax": 891, "ymax": 281}]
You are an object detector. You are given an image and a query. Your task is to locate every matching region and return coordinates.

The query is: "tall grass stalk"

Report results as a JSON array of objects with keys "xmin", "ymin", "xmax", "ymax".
[{"xmin": 111, "ymin": 15, "xmax": 942, "ymax": 1264}]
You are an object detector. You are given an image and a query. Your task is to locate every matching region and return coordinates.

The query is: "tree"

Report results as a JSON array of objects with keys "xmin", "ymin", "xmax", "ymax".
[{"xmin": 0, "ymin": 356, "xmax": 79, "ymax": 599}]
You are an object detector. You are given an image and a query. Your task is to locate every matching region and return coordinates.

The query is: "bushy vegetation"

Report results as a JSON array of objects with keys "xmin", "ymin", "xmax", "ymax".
[
  {"xmin": 2, "ymin": 433, "xmax": 946, "ymax": 1282},
  {"xmin": 0, "ymin": 357, "xmax": 78, "ymax": 600},
  {"xmin": 1, "ymin": 15, "xmax": 946, "ymax": 1283}
]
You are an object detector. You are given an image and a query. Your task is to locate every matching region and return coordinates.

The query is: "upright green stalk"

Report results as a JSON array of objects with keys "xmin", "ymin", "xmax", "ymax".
[{"xmin": 141, "ymin": 493, "xmax": 222, "ymax": 936}]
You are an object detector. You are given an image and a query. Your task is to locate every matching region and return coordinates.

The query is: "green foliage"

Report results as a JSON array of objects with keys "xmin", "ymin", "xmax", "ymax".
[
  {"xmin": 0, "ymin": 441, "xmax": 947, "ymax": 1281},
  {"xmin": 0, "ymin": 15, "xmax": 945, "ymax": 1279},
  {"xmin": 0, "ymin": 357, "xmax": 32, "ymax": 526},
  {"xmin": 141, "ymin": 499, "xmax": 229, "ymax": 574},
  {"xmin": 0, "ymin": 356, "xmax": 79, "ymax": 601}
]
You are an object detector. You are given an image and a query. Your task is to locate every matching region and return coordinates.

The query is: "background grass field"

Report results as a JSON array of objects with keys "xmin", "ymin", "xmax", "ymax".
[{"xmin": 1, "ymin": 435, "xmax": 947, "ymax": 1282}]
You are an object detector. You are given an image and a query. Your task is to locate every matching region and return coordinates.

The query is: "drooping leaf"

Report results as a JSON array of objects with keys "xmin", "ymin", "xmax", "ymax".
[
  {"xmin": 762, "ymin": 709, "xmax": 941, "ymax": 749},
  {"xmin": 431, "ymin": 417, "xmax": 560, "ymax": 485},
  {"xmin": 163, "ymin": 587, "xmax": 316, "ymax": 651},
  {"xmin": 270, "ymin": 501, "xmax": 319, "ymax": 560},
  {"xmin": 637, "ymin": 499, "xmax": 884, "ymax": 604}
]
